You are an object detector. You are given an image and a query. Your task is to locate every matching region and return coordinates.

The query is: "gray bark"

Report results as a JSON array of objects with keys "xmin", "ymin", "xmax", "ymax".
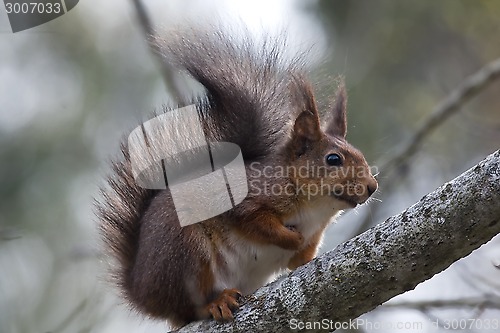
[{"xmin": 175, "ymin": 150, "xmax": 500, "ymax": 333}]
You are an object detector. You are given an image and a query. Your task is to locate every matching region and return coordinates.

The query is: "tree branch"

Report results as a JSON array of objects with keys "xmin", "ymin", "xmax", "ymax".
[
  {"xmin": 175, "ymin": 150, "xmax": 500, "ymax": 332},
  {"xmin": 380, "ymin": 57, "xmax": 500, "ymax": 175},
  {"xmin": 351, "ymin": 57, "xmax": 500, "ymax": 237},
  {"xmin": 130, "ymin": 0, "xmax": 186, "ymax": 104}
]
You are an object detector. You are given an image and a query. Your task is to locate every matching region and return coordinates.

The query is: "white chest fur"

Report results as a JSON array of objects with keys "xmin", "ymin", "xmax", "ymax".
[{"xmin": 213, "ymin": 197, "xmax": 342, "ymax": 295}]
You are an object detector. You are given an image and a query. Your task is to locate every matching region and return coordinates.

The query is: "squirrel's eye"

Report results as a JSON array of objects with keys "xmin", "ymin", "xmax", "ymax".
[{"xmin": 326, "ymin": 153, "xmax": 343, "ymax": 166}]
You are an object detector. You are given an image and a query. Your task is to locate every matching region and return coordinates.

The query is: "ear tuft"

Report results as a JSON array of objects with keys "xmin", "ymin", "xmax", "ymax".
[{"xmin": 326, "ymin": 82, "xmax": 347, "ymax": 138}]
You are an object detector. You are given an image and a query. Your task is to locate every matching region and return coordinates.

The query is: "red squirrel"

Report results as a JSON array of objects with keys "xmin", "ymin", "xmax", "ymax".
[{"xmin": 97, "ymin": 26, "xmax": 378, "ymax": 328}]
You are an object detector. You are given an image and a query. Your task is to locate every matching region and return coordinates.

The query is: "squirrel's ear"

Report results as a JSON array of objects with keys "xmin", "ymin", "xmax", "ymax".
[
  {"xmin": 291, "ymin": 110, "xmax": 322, "ymax": 155},
  {"xmin": 294, "ymin": 111, "xmax": 322, "ymax": 141},
  {"xmin": 326, "ymin": 83, "xmax": 347, "ymax": 138}
]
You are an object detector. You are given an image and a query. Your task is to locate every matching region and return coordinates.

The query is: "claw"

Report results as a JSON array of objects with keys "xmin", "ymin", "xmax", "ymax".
[{"xmin": 205, "ymin": 288, "xmax": 242, "ymax": 322}]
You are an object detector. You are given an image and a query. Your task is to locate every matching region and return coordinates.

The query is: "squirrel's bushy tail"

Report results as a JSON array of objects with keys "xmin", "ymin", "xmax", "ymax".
[
  {"xmin": 156, "ymin": 25, "xmax": 311, "ymax": 160},
  {"xmin": 97, "ymin": 144, "xmax": 157, "ymax": 296}
]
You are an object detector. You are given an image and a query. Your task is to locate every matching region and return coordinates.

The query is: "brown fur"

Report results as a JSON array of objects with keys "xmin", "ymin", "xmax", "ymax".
[
  {"xmin": 288, "ymin": 229, "xmax": 325, "ymax": 270},
  {"xmin": 97, "ymin": 25, "xmax": 377, "ymax": 328}
]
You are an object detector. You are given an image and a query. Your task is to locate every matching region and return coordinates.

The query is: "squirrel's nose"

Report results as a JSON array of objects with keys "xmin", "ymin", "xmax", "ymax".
[{"xmin": 367, "ymin": 182, "xmax": 378, "ymax": 197}]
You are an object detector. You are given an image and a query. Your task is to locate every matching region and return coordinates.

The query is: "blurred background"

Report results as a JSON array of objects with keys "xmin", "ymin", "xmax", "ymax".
[{"xmin": 1, "ymin": 0, "xmax": 499, "ymax": 332}]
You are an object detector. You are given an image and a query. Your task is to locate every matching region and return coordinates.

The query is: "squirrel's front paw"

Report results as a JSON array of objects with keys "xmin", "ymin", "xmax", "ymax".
[
  {"xmin": 205, "ymin": 288, "xmax": 241, "ymax": 322},
  {"xmin": 281, "ymin": 225, "xmax": 304, "ymax": 251}
]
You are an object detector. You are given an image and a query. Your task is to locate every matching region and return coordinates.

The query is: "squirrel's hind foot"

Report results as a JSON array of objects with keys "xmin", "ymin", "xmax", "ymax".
[{"xmin": 204, "ymin": 288, "xmax": 242, "ymax": 322}]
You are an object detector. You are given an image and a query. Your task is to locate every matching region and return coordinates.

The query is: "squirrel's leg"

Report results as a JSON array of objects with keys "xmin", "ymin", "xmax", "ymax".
[
  {"xmin": 287, "ymin": 229, "xmax": 324, "ymax": 270},
  {"xmin": 236, "ymin": 212, "xmax": 304, "ymax": 250},
  {"xmin": 194, "ymin": 255, "xmax": 241, "ymax": 322},
  {"xmin": 199, "ymin": 288, "xmax": 242, "ymax": 322}
]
